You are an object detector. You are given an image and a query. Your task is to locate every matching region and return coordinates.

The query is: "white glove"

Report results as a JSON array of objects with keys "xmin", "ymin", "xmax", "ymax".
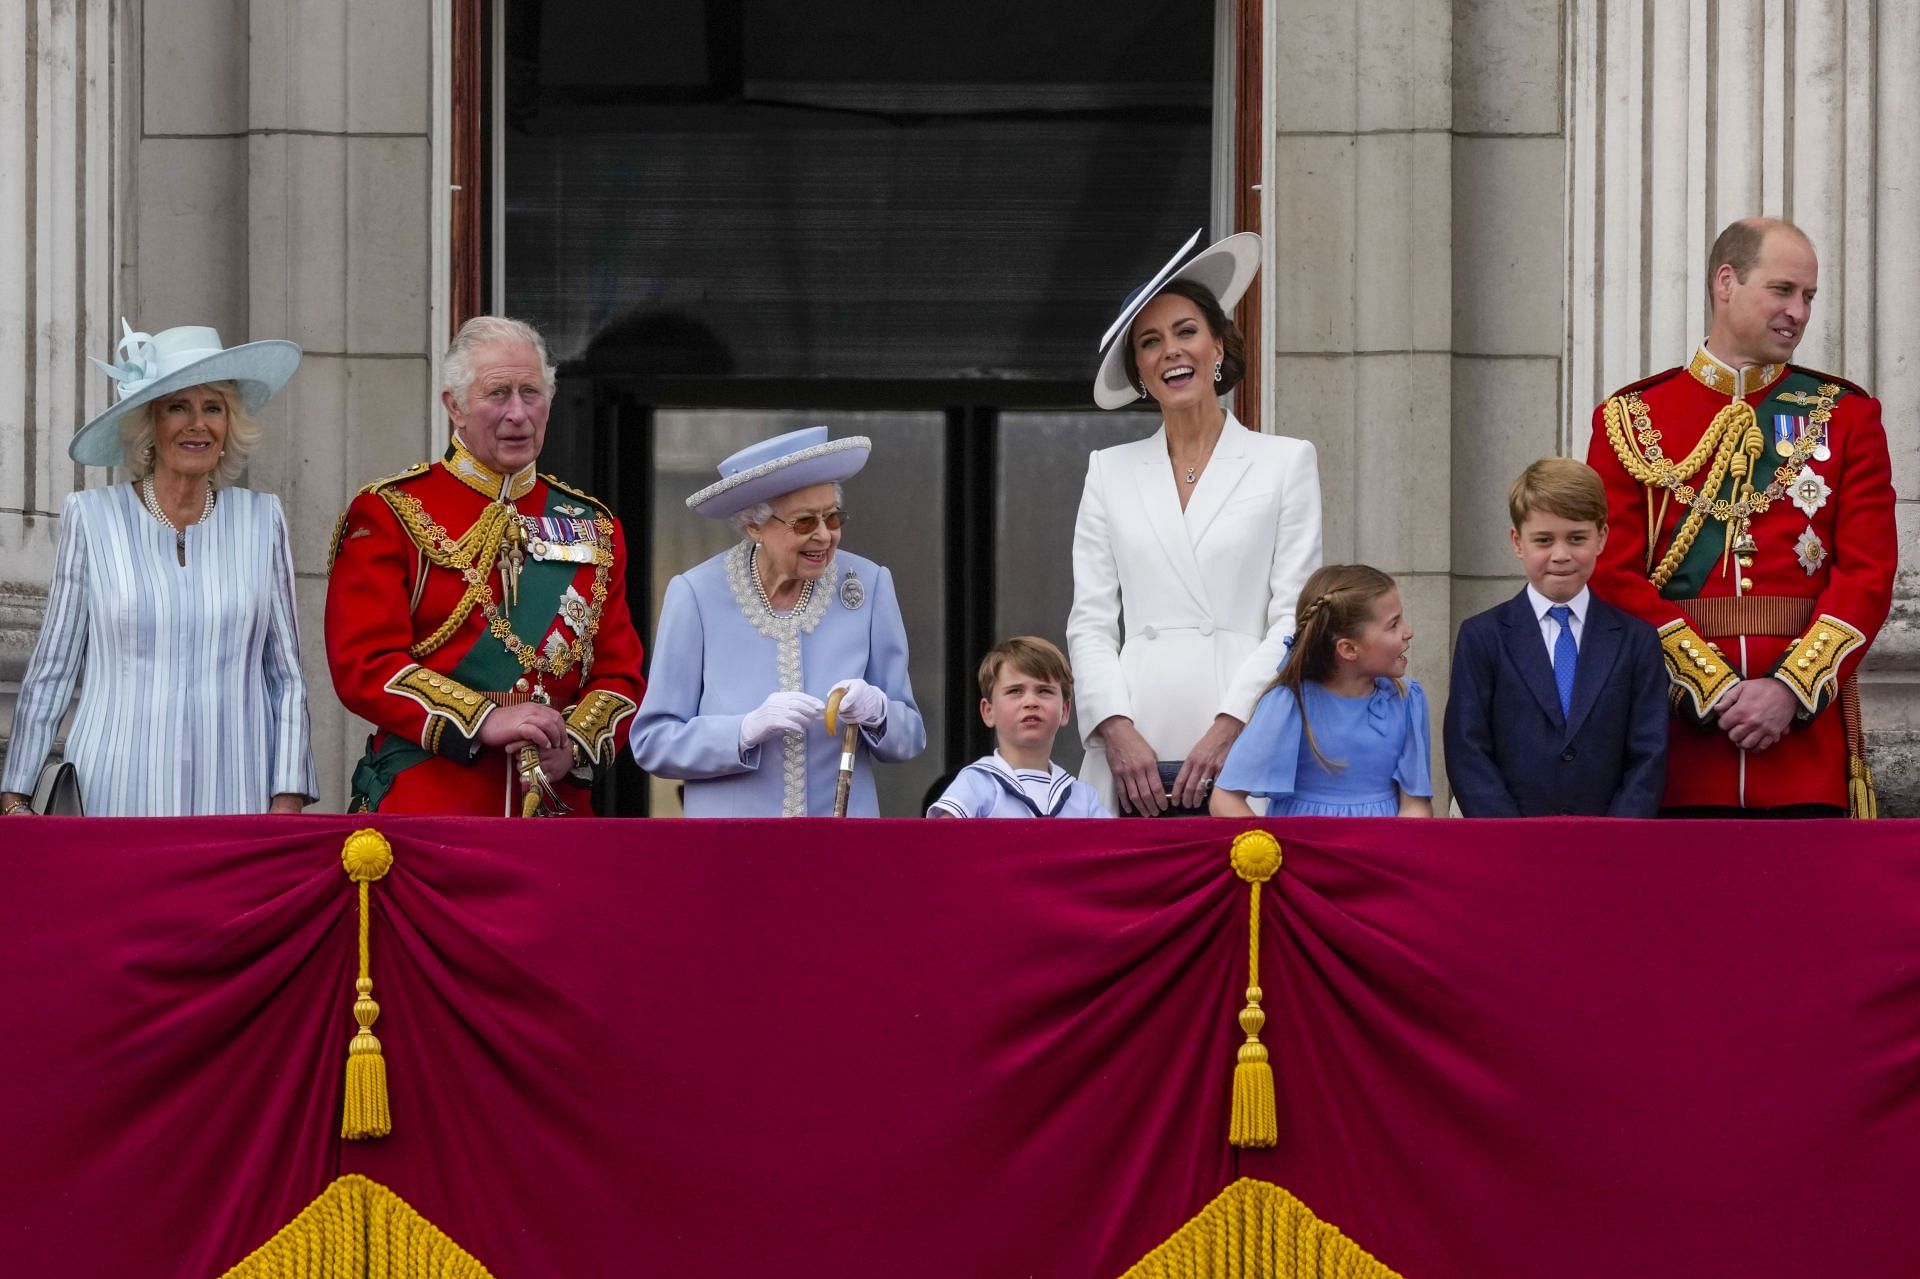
[
  {"xmin": 829, "ymin": 678, "xmax": 888, "ymax": 728},
  {"xmin": 740, "ymin": 690, "xmax": 825, "ymax": 751}
]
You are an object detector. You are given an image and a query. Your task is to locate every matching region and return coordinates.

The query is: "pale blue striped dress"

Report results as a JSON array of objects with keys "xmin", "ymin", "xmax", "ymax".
[{"xmin": 1, "ymin": 484, "xmax": 318, "ymax": 815}]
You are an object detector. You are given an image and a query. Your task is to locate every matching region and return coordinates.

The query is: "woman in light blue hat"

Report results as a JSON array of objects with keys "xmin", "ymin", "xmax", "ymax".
[
  {"xmin": 0, "ymin": 322, "xmax": 318, "ymax": 817},
  {"xmin": 629, "ymin": 427, "xmax": 926, "ymax": 816}
]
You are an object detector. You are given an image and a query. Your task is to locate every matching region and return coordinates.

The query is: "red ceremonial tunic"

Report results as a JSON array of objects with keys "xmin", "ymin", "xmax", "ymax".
[
  {"xmin": 1586, "ymin": 345, "xmax": 1896, "ymax": 811},
  {"xmin": 324, "ymin": 441, "xmax": 646, "ymax": 815}
]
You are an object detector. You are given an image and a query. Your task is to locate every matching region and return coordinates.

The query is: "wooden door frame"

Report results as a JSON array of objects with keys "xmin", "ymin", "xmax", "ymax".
[{"xmin": 1231, "ymin": 0, "xmax": 1263, "ymax": 428}]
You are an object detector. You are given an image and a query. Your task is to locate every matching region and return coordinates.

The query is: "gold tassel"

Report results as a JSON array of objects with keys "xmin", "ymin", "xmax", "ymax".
[
  {"xmin": 340, "ymin": 829, "xmax": 395, "ymax": 1140},
  {"xmin": 1227, "ymin": 830, "xmax": 1282, "ymax": 1149},
  {"xmin": 1850, "ymin": 755, "xmax": 1879, "ymax": 820}
]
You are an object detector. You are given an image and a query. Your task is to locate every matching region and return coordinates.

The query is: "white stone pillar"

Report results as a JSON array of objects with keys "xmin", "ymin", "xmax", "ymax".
[
  {"xmin": 1271, "ymin": 0, "xmax": 1456, "ymax": 804},
  {"xmin": 0, "ymin": 0, "xmax": 117, "ymax": 761},
  {"xmin": 1566, "ymin": 0, "xmax": 1920, "ymax": 809}
]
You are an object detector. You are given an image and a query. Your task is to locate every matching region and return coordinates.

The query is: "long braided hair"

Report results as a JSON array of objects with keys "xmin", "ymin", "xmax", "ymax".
[{"xmin": 1265, "ymin": 564, "xmax": 1403, "ymax": 769}]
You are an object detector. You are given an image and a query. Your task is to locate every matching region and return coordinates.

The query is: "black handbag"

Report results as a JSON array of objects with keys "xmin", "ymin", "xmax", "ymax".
[
  {"xmin": 32, "ymin": 760, "xmax": 84, "ymax": 816},
  {"xmin": 1118, "ymin": 761, "xmax": 1212, "ymax": 818}
]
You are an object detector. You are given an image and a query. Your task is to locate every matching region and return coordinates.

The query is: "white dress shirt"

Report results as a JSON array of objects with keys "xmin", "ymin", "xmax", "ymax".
[{"xmin": 1526, "ymin": 583, "xmax": 1589, "ymax": 673}]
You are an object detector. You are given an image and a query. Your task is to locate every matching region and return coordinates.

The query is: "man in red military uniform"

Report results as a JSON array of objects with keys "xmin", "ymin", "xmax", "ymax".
[
  {"xmin": 1586, "ymin": 218, "xmax": 1896, "ymax": 816},
  {"xmin": 325, "ymin": 317, "xmax": 645, "ymax": 814}
]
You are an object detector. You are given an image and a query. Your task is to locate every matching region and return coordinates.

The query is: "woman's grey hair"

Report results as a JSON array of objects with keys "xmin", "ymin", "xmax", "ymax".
[
  {"xmin": 442, "ymin": 315, "xmax": 557, "ymax": 410},
  {"xmin": 728, "ymin": 483, "xmax": 845, "ymax": 536},
  {"xmin": 118, "ymin": 382, "xmax": 258, "ymax": 487}
]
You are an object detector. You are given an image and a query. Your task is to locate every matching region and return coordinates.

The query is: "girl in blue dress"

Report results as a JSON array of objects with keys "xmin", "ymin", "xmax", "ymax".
[{"xmin": 1210, "ymin": 564, "xmax": 1433, "ymax": 818}]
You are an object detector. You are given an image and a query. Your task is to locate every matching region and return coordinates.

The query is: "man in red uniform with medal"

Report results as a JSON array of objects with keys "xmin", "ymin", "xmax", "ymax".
[
  {"xmin": 1586, "ymin": 218, "xmax": 1896, "ymax": 816},
  {"xmin": 325, "ymin": 317, "xmax": 646, "ymax": 814}
]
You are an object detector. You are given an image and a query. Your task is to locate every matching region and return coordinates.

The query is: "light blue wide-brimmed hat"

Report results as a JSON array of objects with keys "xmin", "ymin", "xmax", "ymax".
[
  {"xmin": 1093, "ymin": 229, "xmax": 1262, "ymax": 410},
  {"xmin": 68, "ymin": 320, "xmax": 303, "ymax": 466},
  {"xmin": 686, "ymin": 426, "xmax": 871, "ymax": 519}
]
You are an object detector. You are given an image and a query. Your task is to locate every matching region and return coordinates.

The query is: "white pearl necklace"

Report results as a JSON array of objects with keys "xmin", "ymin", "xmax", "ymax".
[
  {"xmin": 139, "ymin": 475, "xmax": 215, "ymax": 558},
  {"xmin": 750, "ymin": 543, "xmax": 814, "ymax": 616}
]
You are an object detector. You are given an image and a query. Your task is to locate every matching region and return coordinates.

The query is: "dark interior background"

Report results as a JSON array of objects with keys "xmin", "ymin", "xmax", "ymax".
[{"xmin": 502, "ymin": 0, "xmax": 1215, "ymax": 813}]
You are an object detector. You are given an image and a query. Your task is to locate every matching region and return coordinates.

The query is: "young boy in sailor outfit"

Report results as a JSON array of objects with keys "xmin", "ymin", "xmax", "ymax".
[{"xmin": 928, "ymin": 637, "xmax": 1111, "ymax": 819}]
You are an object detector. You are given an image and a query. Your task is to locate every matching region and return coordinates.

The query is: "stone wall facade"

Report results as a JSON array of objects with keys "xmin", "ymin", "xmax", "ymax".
[
  {"xmin": 1, "ymin": 0, "xmax": 442, "ymax": 809},
  {"xmin": 2, "ymin": 0, "xmax": 1912, "ymax": 811}
]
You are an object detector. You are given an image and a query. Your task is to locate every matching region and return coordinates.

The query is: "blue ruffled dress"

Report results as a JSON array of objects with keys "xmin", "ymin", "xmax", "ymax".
[{"xmin": 1216, "ymin": 677, "xmax": 1432, "ymax": 817}]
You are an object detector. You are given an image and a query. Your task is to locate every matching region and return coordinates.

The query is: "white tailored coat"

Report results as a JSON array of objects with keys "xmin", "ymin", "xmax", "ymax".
[{"xmin": 1066, "ymin": 415, "xmax": 1322, "ymax": 810}]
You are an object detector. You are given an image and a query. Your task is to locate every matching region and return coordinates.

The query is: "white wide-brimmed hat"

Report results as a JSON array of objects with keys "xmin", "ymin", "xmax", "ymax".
[
  {"xmin": 68, "ymin": 320, "xmax": 303, "ymax": 466},
  {"xmin": 1092, "ymin": 230, "xmax": 1262, "ymax": 410},
  {"xmin": 686, "ymin": 426, "xmax": 872, "ymax": 519}
]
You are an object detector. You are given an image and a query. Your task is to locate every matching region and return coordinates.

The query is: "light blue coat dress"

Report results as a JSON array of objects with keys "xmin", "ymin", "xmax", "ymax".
[
  {"xmin": 628, "ymin": 542, "xmax": 926, "ymax": 816},
  {"xmin": 1216, "ymin": 677, "xmax": 1432, "ymax": 817},
  {"xmin": 1, "ymin": 484, "xmax": 318, "ymax": 814}
]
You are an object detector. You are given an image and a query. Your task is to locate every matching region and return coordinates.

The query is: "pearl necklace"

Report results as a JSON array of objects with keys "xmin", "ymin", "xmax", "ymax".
[
  {"xmin": 750, "ymin": 544, "xmax": 814, "ymax": 616},
  {"xmin": 140, "ymin": 475, "xmax": 216, "ymax": 559}
]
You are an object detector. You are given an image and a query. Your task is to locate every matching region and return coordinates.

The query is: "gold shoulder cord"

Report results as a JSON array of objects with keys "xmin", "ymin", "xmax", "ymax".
[
  {"xmin": 379, "ymin": 490, "xmax": 520, "ymax": 659},
  {"xmin": 1602, "ymin": 395, "xmax": 1760, "ymax": 591}
]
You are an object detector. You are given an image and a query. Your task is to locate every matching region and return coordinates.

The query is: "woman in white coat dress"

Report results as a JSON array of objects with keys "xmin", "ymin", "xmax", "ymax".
[{"xmin": 1067, "ymin": 232, "xmax": 1322, "ymax": 816}]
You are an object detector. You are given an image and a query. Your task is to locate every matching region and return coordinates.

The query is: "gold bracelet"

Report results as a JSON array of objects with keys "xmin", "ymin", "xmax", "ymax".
[{"xmin": 2, "ymin": 800, "xmax": 32, "ymax": 816}]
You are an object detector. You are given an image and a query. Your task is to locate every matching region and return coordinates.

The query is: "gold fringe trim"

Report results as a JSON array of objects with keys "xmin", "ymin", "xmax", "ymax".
[
  {"xmin": 219, "ymin": 1175, "xmax": 493, "ymax": 1279},
  {"xmin": 341, "ymin": 830, "xmax": 395, "ymax": 1140},
  {"xmin": 1118, "ymin": 1178, "xmax": 1402, "ymax": 1279},
  {"xmin": 1228, "ymin": 831, "xmax": 1282, "ymax": 1149}
]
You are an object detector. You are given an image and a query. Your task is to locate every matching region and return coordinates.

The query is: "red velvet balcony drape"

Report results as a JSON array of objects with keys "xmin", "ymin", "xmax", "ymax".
[{"xmin": 4, "ymin": 816, "xmax": 1918, "ymax": 1277}]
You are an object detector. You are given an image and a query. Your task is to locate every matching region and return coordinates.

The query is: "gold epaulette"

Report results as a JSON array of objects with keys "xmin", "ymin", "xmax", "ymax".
[
  {"xmin": 326, "ymin": 462, "xmax": 433, "ymax": 573},
  {"xmin": 1772, "ymin": 614, "xmax": 1866, "ymax": 715},
  {"xmin": 541, "ymin": 473, "xmax": 612, "ymax": 517},
  {"xmin": 1789, "ymin": 364, "xmax": 1869, "ymax": 400},
  {"xmin": 358, "ymin": 461, "xmax": 433, "ymax": 497},
  {"xmin": 1656, "ymin": 619, "xmax": 1738, "ymax": 719}
]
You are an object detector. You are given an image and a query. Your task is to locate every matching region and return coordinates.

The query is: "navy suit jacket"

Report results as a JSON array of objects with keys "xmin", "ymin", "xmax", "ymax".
[{"xmin": 1444, "ymin": 589, "xmax": 1668, "ymax": 817}]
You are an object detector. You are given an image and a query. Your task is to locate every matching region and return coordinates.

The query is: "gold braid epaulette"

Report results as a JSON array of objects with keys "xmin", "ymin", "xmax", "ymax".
[
  {"xmin": 541, "ymin": 473, "xmax": 611, "ymax": 516},
  {"xmin": 326, "ymin": 462, "xmax": 433, "ymax": 574},
  {"xmin": 377, "ymin": 489, "xmax": 519, "ymax": 659}
]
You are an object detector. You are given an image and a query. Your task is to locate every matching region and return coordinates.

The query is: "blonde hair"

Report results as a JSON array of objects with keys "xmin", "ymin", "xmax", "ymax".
[
  {"xmin": 1507, "ymin": 457, "xmax": 1608, "ymax": 529},
  {"xmin": 118, "ymin": 381, "xmax": 258, "ymax": 487},
  {"xmin": 977, "ymin": 636, "xmax": 1074, "ymax": 704},
  {"xmin": 1266, "ymin": 564, "xmax": 1402, "ymax": 769}
]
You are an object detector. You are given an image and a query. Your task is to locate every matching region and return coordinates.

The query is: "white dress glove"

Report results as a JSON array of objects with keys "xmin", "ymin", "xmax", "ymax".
[
  {"xmin": 829, "ymin": 678, "xmax": 888, "ymax": 728},
  {"xmin": 740, "ymin": 690, "xmax": 825, "ymax": 751}
]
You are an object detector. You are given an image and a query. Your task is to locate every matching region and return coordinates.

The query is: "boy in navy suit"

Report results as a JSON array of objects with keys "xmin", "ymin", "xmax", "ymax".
[{"xmin": 1445, "ymin": 459, "xmax": 1668, "ymax": 816}]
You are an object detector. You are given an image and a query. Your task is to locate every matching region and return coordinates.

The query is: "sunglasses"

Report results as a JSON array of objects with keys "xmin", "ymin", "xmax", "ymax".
[{"xmin": 765, "ymin": 509, "xmax": 848, "ymax": 536}]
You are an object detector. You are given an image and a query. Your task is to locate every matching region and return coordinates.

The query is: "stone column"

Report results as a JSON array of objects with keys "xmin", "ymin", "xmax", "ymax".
[
  {"xmin": 1270, "ymin": 0, "xmax": 1459, "ymax": 800},
  {"xmin": 0, "ymin": 0, "xmax": 116, "ymax": 766},
  {"xmin": 237, "ymin": 0, "xmax": 438, "ymax": 808},
  {"xmin": 1450, "ymin": 0, "xmax": 1570, "ymax": 717},
  {"xmin": 1566, "ymin": 0, "xmax": 1920, "ymax": 810}
]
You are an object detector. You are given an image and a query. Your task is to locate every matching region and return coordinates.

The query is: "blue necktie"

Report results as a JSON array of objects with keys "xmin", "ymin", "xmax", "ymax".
[{"xmin": 1547, "ymin": 604, "xmax": 1576, "ymax": 718}]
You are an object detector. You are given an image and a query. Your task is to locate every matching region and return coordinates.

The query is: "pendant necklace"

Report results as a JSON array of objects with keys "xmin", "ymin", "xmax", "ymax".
[
  {"xmin": 140, "ymin": 475, "xmax": 216, "ymax": 564},
  {"xmin": 1172, "ymin": 429, "xmax": 1221, "ymax": 485}
]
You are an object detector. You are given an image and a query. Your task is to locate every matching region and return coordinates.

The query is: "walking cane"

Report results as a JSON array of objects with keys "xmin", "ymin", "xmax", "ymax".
[{"xmin": 823, "ymin": 687, "xmax": 861, "ymax": 817}]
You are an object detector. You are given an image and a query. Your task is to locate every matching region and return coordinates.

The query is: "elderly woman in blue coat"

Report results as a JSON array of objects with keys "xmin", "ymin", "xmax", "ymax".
[{"xmin": 629, "ymin": 427, "xmax": 926, "ymax": 815}]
